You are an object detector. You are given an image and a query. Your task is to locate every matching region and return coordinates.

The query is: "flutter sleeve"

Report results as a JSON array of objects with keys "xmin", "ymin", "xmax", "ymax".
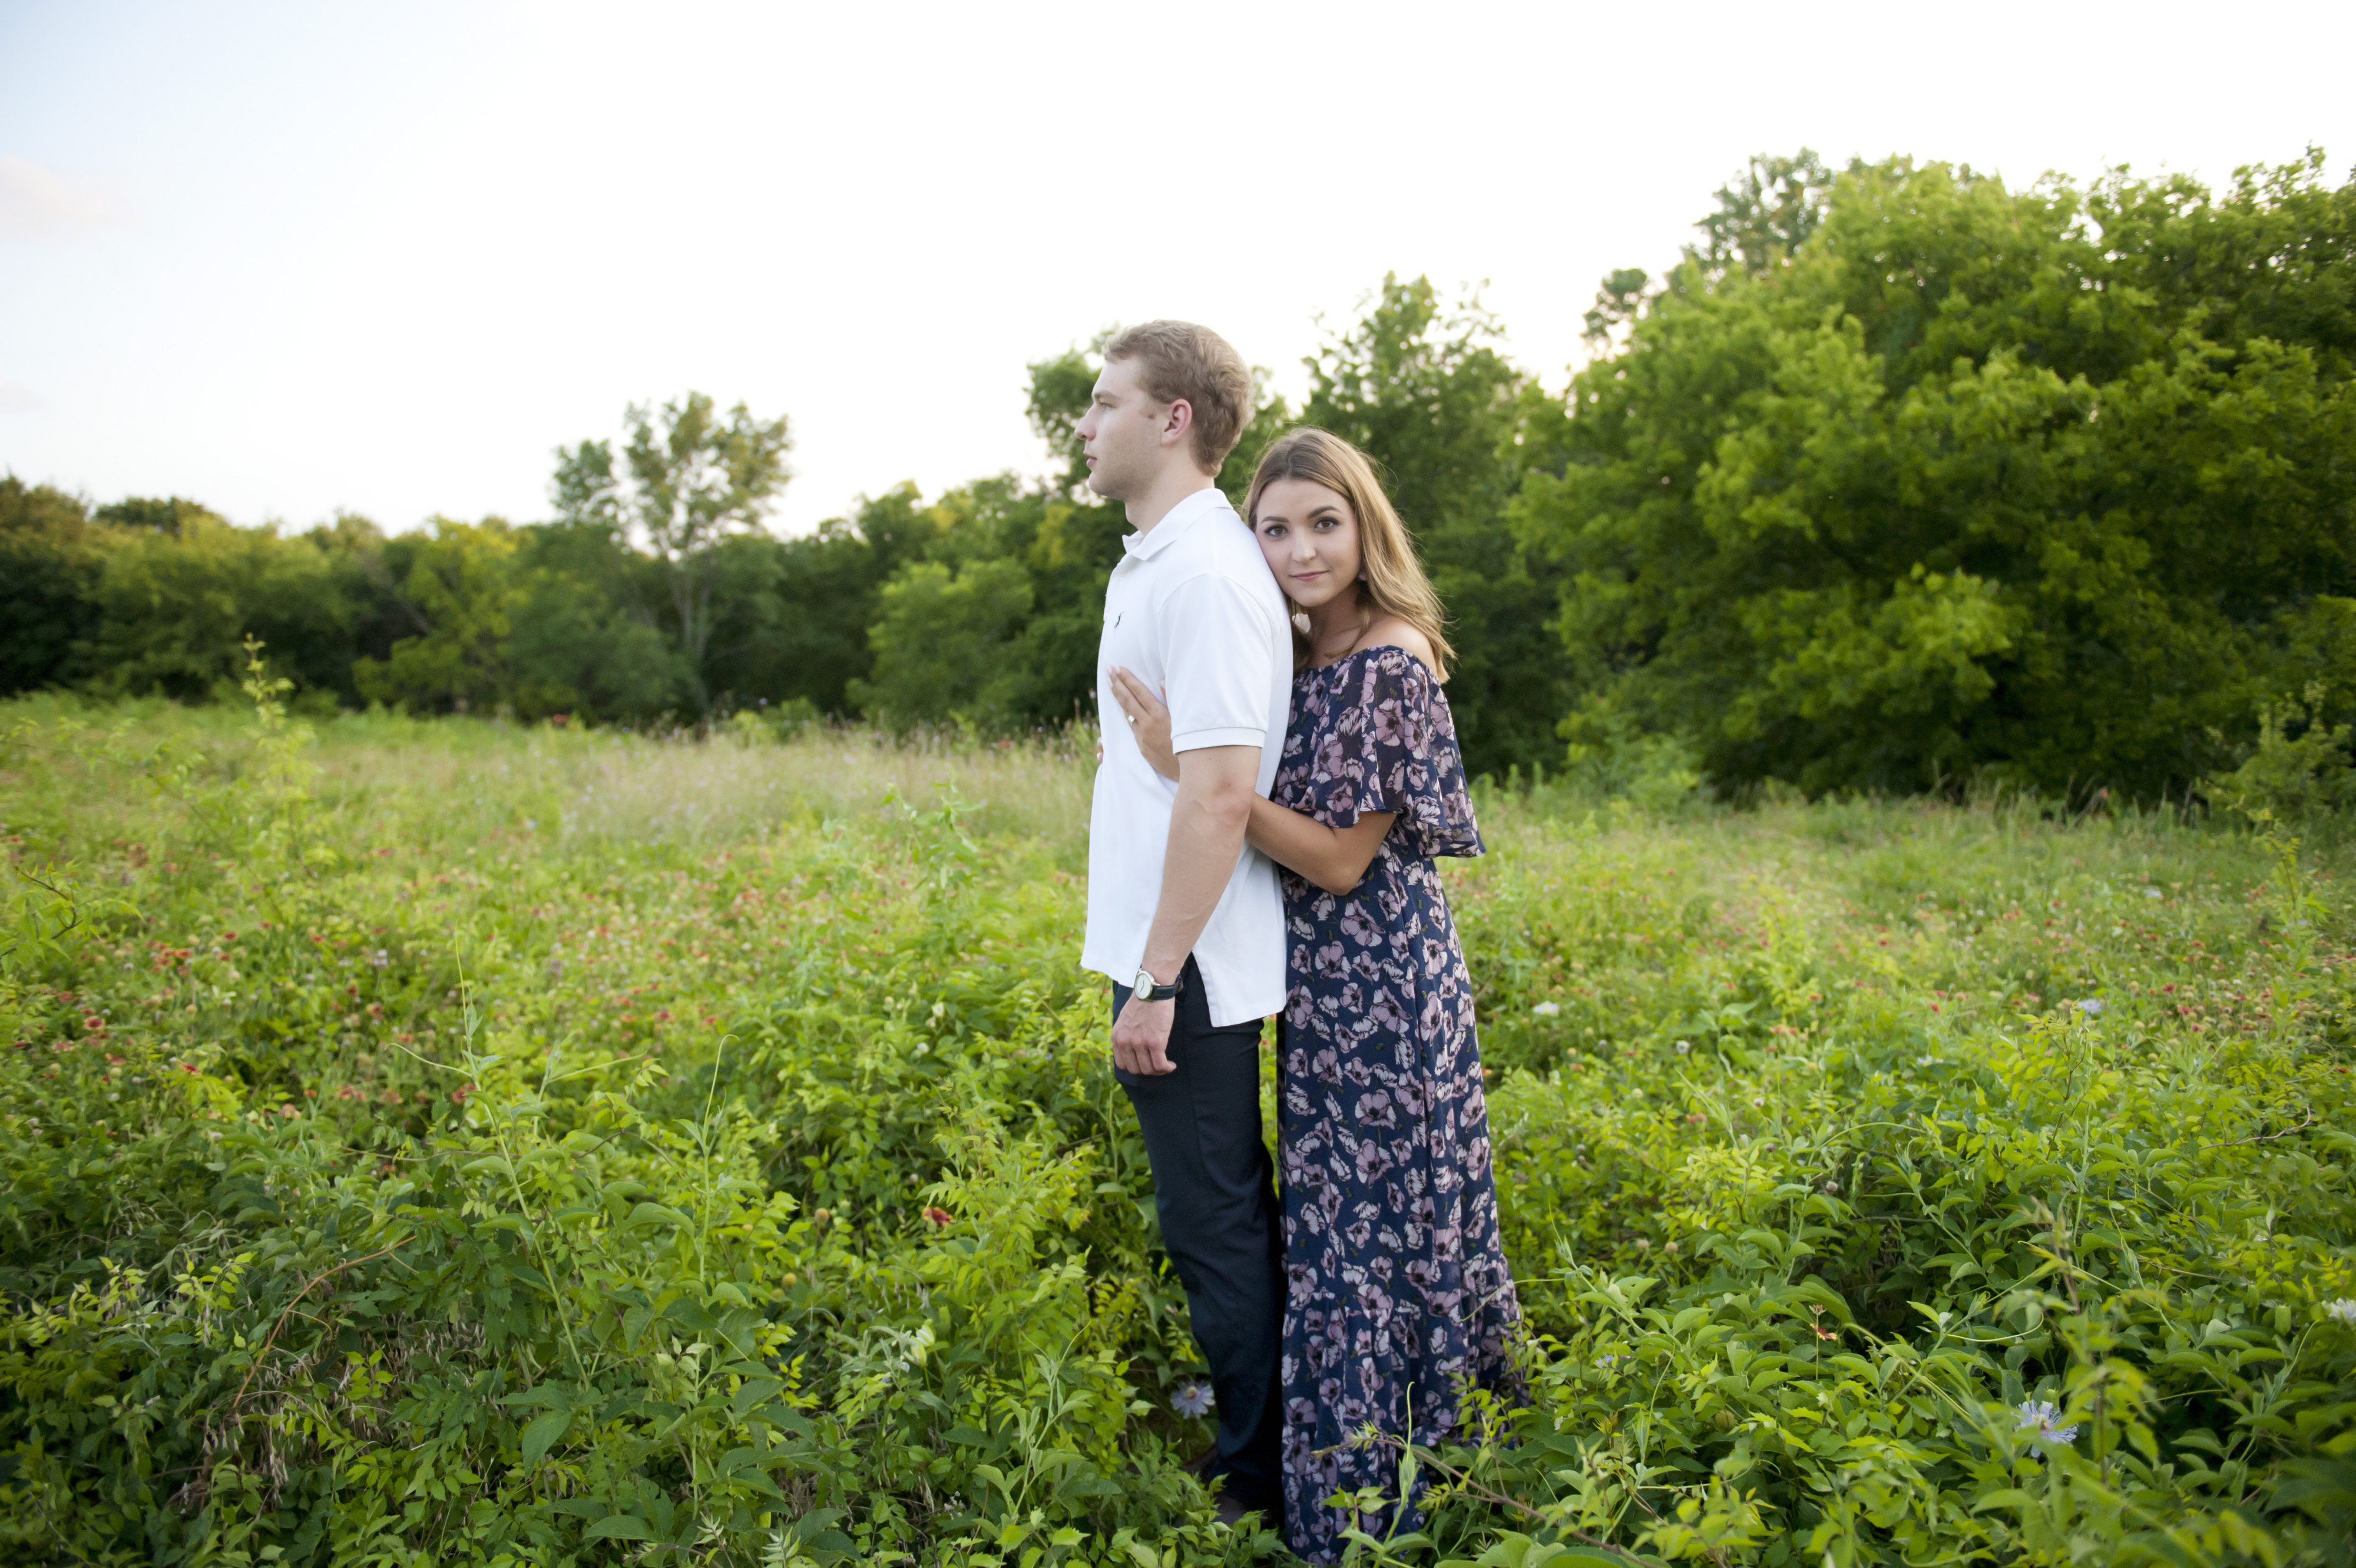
[{"xmin": 1297, "ymin": 646, "xmax": 1484, "ymax": 859}]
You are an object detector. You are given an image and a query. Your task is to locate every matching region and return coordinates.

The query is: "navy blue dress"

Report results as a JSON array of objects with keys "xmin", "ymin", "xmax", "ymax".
[{"xmin": 1270, "ymin": 646, "xmax": 1523, "ymax": 1562}]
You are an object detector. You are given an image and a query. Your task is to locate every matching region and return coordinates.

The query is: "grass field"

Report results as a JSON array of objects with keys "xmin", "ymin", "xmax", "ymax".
[{"xmin": 2, "ymin": 687, "xmax": 2353, "ymax": 1567}]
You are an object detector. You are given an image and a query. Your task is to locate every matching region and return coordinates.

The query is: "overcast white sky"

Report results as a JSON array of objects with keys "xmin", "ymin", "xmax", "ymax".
[{"xmin": 5, "ymin": 0, "xmax": 2354, "ymax": 537}]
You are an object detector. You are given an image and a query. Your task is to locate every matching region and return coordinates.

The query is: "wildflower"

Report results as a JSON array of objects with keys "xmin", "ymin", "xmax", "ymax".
[
  {"xmin": 2076, "ymin": 999, "xmax": 2105, "ymax": 1017},
  {"xmin": 1532, "ymin": 1001, "xmax": 1561, "ymax": 1017},
  {"xmin": 922, "ymin": 1205, "xmax": 953, "ymax": 1229},
  {"xmin": 1172, "ymin": 1380, "xmax": 1215, "ymax": 1417},
  {"xmin": 2146, "ymin": 888, "xmax": 2163, "ymax": 899},
  {"xmin": 278, "ymin": 1104, "xmax": 299, "ymax": 1119},
  {"xmin": 2014, "ymin": 1400, "xmax": 2079, "ymax": 1448},
  {"xmin": 451, "ymin": 1083, "xmax": 475, "ymax": 1104},
  {"xmin": 1593, "ymin": 1354, "xmax": 1621, "ymax": 1369},
  {"xmin": 2324, "ymin": 1299, "xmax": 2356, "ymax": 1325},
  {"xmin": 369, "ymin": 950, "xmax": 389, "ymax": 969},
  {"xmin": 1674, "ymin": 1040, "xmax": 1690, "ymax": 1054}
]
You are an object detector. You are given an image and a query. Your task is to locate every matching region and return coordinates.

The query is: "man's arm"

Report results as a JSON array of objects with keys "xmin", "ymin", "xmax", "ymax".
[{"xmin": 1110, "ymin": 743, "xmax": 1259, "ymax": 1076}]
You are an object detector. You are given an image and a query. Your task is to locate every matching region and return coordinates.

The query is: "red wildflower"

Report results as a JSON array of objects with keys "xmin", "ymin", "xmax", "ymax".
[{"xmin": 922, "ymin": 1206, "xmax": 953, "ymax": 1229}]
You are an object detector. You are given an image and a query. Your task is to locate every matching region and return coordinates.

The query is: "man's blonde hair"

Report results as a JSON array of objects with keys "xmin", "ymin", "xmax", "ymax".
[
  {"xmin": 1101, "ymin": 320, "xmax": 1254, "ymax": 473},
  {"xmin": 1244, "ymin": 426, "xmax": 1455, "ymax": 680}
]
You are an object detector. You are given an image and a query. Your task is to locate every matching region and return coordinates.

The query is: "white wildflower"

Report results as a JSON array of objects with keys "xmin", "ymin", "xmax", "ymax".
[{"xmin": 2014, "ymin": 1400, "xmax": 2079, "ymax": 1448}]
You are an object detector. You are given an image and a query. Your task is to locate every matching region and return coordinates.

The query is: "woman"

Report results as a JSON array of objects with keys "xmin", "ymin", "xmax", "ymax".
[{"xmin": 1110, "ymin": 427, "xmax": 1521, "ymax": 1559}]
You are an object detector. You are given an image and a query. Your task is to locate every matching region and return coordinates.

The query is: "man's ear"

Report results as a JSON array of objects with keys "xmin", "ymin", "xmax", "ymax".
[{"xmin": 1159, "ymin": 397, "xmax": 1196, "ymax": 451}]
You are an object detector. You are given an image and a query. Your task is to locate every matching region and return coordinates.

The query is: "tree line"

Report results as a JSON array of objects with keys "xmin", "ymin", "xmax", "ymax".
[{"xmin": 5, "ymin": 149, "xmax": 2351, "ymax": 798}]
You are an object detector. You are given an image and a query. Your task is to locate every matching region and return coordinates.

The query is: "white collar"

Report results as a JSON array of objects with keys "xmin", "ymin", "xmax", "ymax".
[{"xmin": 1121, "ymin": 485, "xmax": 1233, "ymax": 561}]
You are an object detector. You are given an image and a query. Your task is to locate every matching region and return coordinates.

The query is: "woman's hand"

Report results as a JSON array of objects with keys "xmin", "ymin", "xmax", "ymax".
[{"xmin": 1108, "ymin": 667, "xmax": 1179, "ymax": 781}]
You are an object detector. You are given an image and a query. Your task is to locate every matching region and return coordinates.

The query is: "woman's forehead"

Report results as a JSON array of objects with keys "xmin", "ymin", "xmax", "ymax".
[{"xmin": 1255, "ymin": 475, "xmax": 1352, "ymax": 521}]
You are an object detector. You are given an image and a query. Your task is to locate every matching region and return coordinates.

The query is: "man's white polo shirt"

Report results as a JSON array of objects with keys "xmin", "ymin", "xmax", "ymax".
[{"xmin": 1081, "ymin": 485, "xmax": 1290, "ymax": 1028}]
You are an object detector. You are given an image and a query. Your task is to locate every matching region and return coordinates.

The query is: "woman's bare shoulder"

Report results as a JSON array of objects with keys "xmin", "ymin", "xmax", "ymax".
[{"xmin": 1365, "ymin": 617, "xmax": 1437, "ymax": 669}]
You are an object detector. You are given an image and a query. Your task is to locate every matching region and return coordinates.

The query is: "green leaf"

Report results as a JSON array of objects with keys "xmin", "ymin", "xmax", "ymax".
[
  {"xmin": 661, "ymin": 1296, "xmax": 717, "ymax": 1334},
  {"xmin": 585, "ymin": 1515, "xmax": 654, "ymax": 1540},
  {"xmin": 519, "ymin": 1409, "xmax": 571, "ymax": 1467},
  {"xmin": 730, "ymin": 1377, "xmax": 783, "ymax": 1416}
]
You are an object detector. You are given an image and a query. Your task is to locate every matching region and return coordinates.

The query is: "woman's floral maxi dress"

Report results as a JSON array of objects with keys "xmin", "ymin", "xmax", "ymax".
[{"xmin": 1271, "ymin": 645, "xmax": 1523, "ymax": 1561}]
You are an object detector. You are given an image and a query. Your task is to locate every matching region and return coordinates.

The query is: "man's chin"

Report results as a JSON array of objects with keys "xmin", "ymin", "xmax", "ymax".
[{"xmin": 1085, "ymin": 471, "xmax": 1123, "ymax": 501}]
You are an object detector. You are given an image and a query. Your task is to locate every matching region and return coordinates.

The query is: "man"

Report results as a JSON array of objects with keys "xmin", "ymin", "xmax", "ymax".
[{"xmin": 1077, "ymin": 320, "xmax": 1290, "ymax": 1524}]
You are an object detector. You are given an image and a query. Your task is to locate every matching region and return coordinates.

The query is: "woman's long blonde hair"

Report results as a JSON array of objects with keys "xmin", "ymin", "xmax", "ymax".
[{"xmin": 1242, "ymin": 426, "xmax": 1455, "ymax": 680}]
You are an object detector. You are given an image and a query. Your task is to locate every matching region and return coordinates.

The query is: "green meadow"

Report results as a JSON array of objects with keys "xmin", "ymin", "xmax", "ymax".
[{"xmin": 2, "ymin": 688, "xmax": 2352, "ymax": 1567}]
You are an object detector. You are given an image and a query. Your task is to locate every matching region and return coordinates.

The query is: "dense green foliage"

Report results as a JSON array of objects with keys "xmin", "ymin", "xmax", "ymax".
[
  {"xmin": 3, "ymin": 692, "xmax": 2352, "ymax": 1565},
  {"xmin": 1518, "ymin": 150, "xmax": 2356, "ymax": 801}
]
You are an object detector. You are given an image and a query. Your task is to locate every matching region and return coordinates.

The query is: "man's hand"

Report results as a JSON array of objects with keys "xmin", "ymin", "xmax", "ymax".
[{"xmin": 1112, "ymin": 993, "xmax": 1177, "ymax": 1075}]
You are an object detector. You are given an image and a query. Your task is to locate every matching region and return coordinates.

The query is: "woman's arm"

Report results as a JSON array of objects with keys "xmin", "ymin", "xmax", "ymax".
[
  {"xmin": 1244, "ymin": 795, "xmax": 1393, "ymax": 897},
  {"xmin": 1110, "ymin": 666, "xmax": 1392, "ymax": 897}
]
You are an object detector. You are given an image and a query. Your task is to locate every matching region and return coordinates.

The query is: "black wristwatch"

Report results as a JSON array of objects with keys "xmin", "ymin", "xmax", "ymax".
[{"xmin": 1131, "ymin": 966, "xmax": 1182, "ymax": 1003}]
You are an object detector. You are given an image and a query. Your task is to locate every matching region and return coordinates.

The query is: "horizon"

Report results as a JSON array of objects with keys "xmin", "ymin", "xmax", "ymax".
[{"xmin": 5, "ymin": 0, "xmax": 2354, "ymax": 538}]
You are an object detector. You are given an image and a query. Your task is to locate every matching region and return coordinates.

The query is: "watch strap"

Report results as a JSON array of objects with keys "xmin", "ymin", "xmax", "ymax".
[{"xmin": 1133, "ymin": 968, "xmax": 1182, "ymax": 1003}]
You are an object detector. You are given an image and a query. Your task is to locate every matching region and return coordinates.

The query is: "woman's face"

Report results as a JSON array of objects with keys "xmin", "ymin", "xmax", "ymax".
[{"xmin": 1253, "ymin": 477, "xmax": 1361, "ymax": 610}]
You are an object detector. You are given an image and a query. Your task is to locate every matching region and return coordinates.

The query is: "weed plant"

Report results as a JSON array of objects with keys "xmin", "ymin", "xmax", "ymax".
[{"xmin": 1, "ymin": 669, "xmax": 2351, "ymax": 1566}]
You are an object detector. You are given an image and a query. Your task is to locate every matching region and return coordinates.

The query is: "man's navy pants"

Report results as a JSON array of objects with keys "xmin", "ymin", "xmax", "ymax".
[{"xmin": 1113, "ymin": 956, "xmax": 1285, "ymax": 1516}]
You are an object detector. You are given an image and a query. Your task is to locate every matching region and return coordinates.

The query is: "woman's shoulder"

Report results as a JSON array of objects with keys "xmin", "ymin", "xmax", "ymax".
[
  {"xmin": 1365, "ymin": 617, "xmax": 1435, "ymax": 668},
  {"xmin": 1341, "ymin": 621, "xmax": 1438, "ymax": 689}
]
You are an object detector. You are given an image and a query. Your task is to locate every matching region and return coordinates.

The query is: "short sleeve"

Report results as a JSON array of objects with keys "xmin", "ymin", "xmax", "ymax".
[
  {"xmin": 1160, "ymin": 573, "xmax": 1281, "ymax": 752},
  {"xmin": 1299, "ymin": 647, "xmax": 1483, "ymax": 859}
]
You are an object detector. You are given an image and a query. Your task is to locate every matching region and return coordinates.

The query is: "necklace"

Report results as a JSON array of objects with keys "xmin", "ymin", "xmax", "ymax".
[{"xmin": 1316, "ymin": 606, "xmax": 1375, "ymax": 666}]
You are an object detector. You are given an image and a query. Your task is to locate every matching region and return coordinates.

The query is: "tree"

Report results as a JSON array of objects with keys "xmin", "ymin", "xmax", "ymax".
[
  {"xmin": 701, "ymin": 485, "xmax": 934, "ymax": 716},
  {"xmin": 350, "ymin": 517, "xmax": 524, "ymax": 713},
  {"xmin": 1299, "ymin": 275, "xmax": 1570, "ymax": 779},
  {"xmin": 1584, "ymin": 151, "xmax": 1851, "ymax": 348},
  {"xmin": 92, "ymin": 495, "xmax": 216, "ymax": 537},
  {"xmin": 1513, "ymin": 152, "xmax": 2356, "ymax": 800},
  {"xmin": 1687, "ymin": 148, "xmax": 1843, "ymax": 279},
  {"xmin": 849, "ymin": 556, "xmax": 1035, "ymax": 727},
  {"xmin": 1, "ymin": 477, "xmax": 102, "ymax": 695},
  {"xmin": 552, "ymin": 392, "xmax": 791, "ymax": 712},
  {"xmin": 81, "ymin": 509, "xmax": 360, "ymax": 704},
  {"xmin": 505, "ymin": 521, "xmax": 688, "ymax": 722}
]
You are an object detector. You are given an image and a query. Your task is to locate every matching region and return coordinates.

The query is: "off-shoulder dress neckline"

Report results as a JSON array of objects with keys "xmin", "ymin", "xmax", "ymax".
[{"xmin": 1305, "ymin": 643, "xmax": 1437, "ymax": 677}]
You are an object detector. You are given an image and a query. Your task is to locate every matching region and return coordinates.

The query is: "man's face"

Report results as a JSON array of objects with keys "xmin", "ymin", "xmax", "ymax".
[{"xmin": 1076, "ymin": 355, "xmax": 1174, "ymax": 501}]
